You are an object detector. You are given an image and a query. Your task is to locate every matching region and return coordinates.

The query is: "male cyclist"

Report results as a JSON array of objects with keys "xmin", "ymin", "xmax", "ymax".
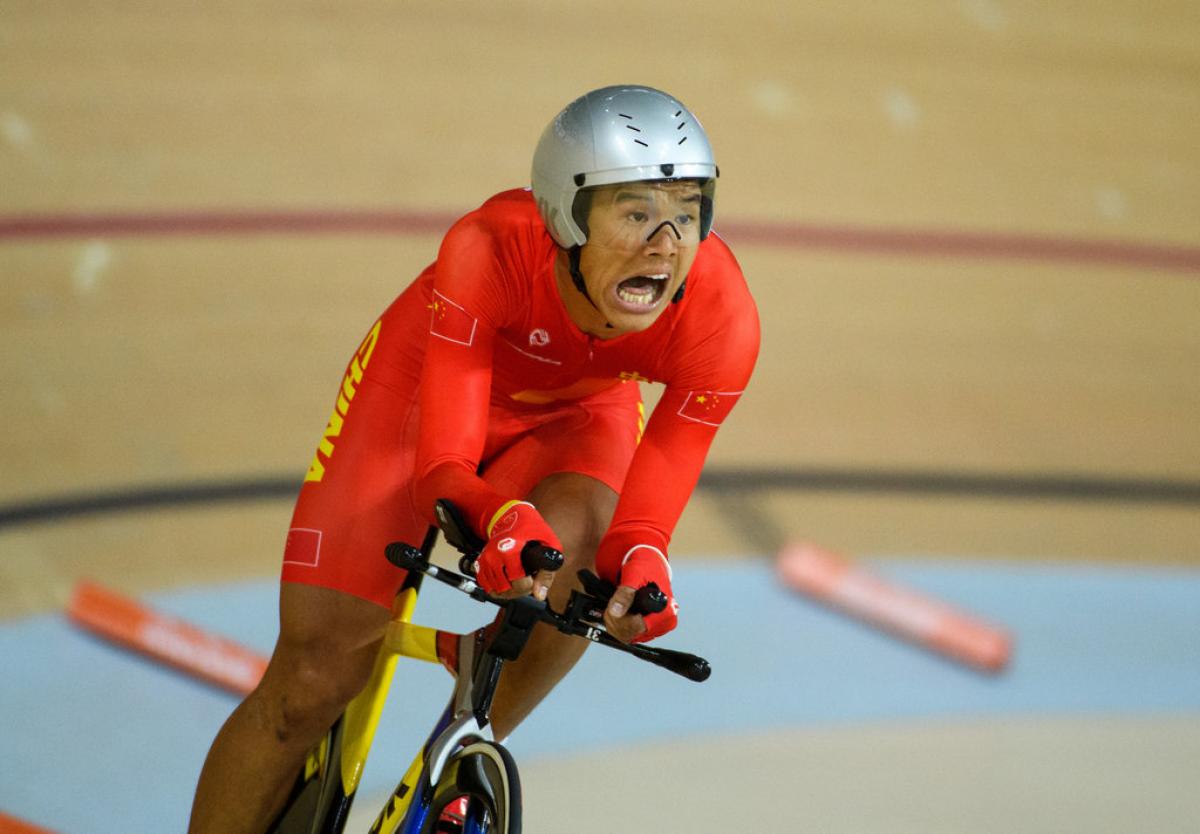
[{"xmin": 188, "ymin": 84, "xmax": 759, "ymax": 833}]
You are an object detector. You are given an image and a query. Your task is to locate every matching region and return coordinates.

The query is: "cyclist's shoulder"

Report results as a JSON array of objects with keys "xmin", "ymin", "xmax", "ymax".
[
  {"xmin": 651, "ymin": 234, "xmax": 759, "ymax": 386},
  {"xmin": 434, "ymin": 189, "xmax": 554, "ymax": 318},
  {"xmin": 450, "ymin": 188, "xmax": 544, "ymax": 240},
  {"xmin": 676, "ymin": 235, "xmax": 759, "ymax": 339},
  {"xmin": 440, "ymin": 189, "xmax": 553, "ymax": 273},
  {"xmin": 690, "ymin": 229, "xmax": 751, "ymax": 288}
]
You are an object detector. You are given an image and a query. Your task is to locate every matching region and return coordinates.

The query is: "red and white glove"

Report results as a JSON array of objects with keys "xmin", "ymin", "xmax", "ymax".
[
  {"xmin": 475, "ymin": 500, "xmax": 562, "ymax": 595},
  {"xmin": 611, "ymin": 545, "xmax": 679, "ymax": 644}
]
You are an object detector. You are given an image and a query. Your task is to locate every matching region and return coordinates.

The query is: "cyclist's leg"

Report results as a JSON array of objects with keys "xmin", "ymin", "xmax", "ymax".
[
  {"xmin": 486, "ymin": 472, "xmax": 619, "ymax": 739},
  {"xmin": 190, "ymin": 309, "xmax": 426, "ymax": 833},
  {"xmin": 188, "ymin": 583, "xmax": 391, "ymax": 834}
]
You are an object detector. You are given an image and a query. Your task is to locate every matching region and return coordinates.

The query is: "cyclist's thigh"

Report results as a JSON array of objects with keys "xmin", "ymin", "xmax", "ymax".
[
  {"xmin": 278, "ymin": 581, "xmax": 393, "ymax": 655},
  {"xmin": 282, "ymin": 315, "xmax": 429, "ymax": 610},
  {"xmin": 263, "ymin": 583, "xmax": 390, "ymax": 714}
]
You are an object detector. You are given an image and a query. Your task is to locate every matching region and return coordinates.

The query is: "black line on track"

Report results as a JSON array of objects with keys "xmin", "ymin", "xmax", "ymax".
[{"xmin": 2, "ymin": 468, "xmax": 1198, "ymax": 531}]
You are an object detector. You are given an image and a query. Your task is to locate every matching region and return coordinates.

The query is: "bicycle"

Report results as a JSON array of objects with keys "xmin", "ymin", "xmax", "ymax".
[{"xmin": 267, "ymin": 499, "xmax": 711, "ymax": 833}]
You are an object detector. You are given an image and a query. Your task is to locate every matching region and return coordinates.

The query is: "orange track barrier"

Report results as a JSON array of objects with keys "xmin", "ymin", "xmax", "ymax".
[
  {"xmin": 776, "ymin": 543, "xmax": 1013, "ymax": 673},
  {"xmin": 0, "ymin": 811, "xmax": 58, "ymax": 834},
  {"xmin": 66, "ymin": 581, "xmax": 268, "ymax": 695}
]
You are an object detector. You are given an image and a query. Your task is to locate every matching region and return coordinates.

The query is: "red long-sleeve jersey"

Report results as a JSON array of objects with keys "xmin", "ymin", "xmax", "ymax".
[{"xmin": 408, "ymin": 188, "xmax": 759, "ymax": 581}]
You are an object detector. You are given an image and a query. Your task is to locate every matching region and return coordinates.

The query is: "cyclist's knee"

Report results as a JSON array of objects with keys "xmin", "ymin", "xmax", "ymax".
[
  {"xmin": 528, "ymin": 473, "xmax": 617, "ymax": 574},
  {"xmin": 258, "ymin": 582, "xmax": 390, "ymax": 741},
  {"xmin": 257, "ymin": 639, "xmax": 373, "ymax": 745},
  {"xmin": 557, "ymin": 521, "xmax": 604, "ymax": 573}
]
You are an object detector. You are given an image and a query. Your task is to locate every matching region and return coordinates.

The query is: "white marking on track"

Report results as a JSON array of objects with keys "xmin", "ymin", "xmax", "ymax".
[
  {"xmin": 960, "ymin": 0, "xmax": 1009, "ymax": 32},
  {"xmin": 0, "ymin": 111, "xmax": 35, "ymax": 149},
  {"xmin": 882, "ymin": 88, "xmax": 921, "ymax": 130},
  {"xmin": 749, "ymin": 80, "xmax": 797, "ymax": 118},
  {"xmin": 73, "ymin": 240, "xmax": 113, "ymax": 296},
  {"xmin": 1094, "ymin": 186, "xmax": 1128, "ymax": 220}
]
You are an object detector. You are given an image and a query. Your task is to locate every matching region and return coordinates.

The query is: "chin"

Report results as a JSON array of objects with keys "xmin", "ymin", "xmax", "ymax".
[{"xmin": 604, "ymin": 308, "xmax": 666, "ymax": 335}]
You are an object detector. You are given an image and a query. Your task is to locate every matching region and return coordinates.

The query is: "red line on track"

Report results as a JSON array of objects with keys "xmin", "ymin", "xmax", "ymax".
[
  {"xmin": 717, "ymin": 220, "xmax": 1200, "ymax": 273},
  {"xmin": 1, "ymin": 209, "xmax": 1198, "ymax": 272},
  {"xmin": 0, "ymin": 209, "xmax": 455, "ymax": 239}
]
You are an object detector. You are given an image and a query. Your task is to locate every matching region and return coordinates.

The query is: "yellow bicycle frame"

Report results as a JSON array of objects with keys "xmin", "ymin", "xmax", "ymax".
[{"xmin": 300, "ymin": 585, "xmax": 447, "ymax": 831}]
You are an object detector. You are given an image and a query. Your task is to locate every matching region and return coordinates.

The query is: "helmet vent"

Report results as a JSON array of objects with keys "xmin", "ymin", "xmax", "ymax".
[
  {"xmin": 532, "ymin": 86, "xmax": 717, "ymax": 248},
  {"xmin": 624, "ymin": 112, "xmax": 652, "ymax": 147},
  {"xmin": 621, "ymin": 113, "xmax": 649, "ymax": 146}
]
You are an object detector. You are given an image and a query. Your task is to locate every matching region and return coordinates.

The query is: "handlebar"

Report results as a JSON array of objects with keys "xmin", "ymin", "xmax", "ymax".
[
  {"xmin": 456, "ymin": 540, "xmax": 565, "ymax": 582},
  {"xmin": 383, "ymin": 540, "xmax": 711, "ymax": 683}
]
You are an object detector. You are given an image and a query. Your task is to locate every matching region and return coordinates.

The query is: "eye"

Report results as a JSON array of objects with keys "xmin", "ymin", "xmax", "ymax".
[
  {"xmin": 628, "ymin": 211, "xmax": 649, "ymax": 223},
  {"xmin": 675, "ymin": 212, "xmax": 696, "ymax": 225}
]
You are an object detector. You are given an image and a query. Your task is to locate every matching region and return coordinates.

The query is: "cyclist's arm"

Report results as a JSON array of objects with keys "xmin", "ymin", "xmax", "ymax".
[
  {"xmin": 412, "ymin": 216, "xmax": 515, "ymax": 536},
  {"xmin": 596, "ymin": 385, "xmax": 750, "ymax": 643},
  {"xmin": 595, "ymin": 386, "xmax": 739, "ymax": 579},
  {"xmin": 598, "ymin": 266, "xmax": 760, "ymax": 640}
]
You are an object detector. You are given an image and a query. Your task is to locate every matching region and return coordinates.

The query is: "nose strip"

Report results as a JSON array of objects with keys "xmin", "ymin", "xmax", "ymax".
[{"xmin": 645, "ymin": 220, "xmax": 682, "ymax": 242}]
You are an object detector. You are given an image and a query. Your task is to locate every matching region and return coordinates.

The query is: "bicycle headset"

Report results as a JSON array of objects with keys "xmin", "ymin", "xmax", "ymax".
[{"xmin": 530, "ymin": 84, "xmax": 719, "ymax": 307}]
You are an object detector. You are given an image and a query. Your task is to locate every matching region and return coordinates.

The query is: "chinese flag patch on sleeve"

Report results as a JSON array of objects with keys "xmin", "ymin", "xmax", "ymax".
[
  {"xmin": 677, "ymin": 390, "xmax": 742, "ymax": 426},
  {"xmin": 429, "ymin": 290, "xmax": 478, "ymax": 346}
]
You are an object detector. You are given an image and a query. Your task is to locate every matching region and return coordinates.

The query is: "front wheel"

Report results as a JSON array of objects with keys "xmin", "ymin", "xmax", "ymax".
[{"xmin": 421, "ymin": 741, "xmax": 521, "ymax": 834}]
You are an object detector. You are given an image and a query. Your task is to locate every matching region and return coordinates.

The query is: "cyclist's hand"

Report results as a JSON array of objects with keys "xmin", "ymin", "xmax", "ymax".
[
  {"xmin": 476, "ymin": 501, "xmax": 561, "ymax": 599},
  {"xmin": 604, "ymin": 546, "xmax": 678, "ymax": 644}
]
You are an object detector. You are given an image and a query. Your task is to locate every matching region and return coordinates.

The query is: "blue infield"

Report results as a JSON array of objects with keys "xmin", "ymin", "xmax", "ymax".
[{"xmin": 3, "ymin": 558, "xmax": 1199, "ymax": 833}]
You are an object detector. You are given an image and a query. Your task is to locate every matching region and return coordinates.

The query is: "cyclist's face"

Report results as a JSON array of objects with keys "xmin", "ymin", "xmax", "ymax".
[{"xmin": 575, "ymin": 180, "xmax": 702, "ymax": 335}]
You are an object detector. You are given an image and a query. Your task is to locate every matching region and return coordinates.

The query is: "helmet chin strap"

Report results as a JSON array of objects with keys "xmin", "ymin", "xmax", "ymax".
[{"xmin": 568, "ymin": 246, "xmax": 614, "ymax": 329}]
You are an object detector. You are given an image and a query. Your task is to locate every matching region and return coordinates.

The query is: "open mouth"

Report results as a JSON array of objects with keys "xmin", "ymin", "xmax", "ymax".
[{"xmin": 613, "ymin": 273, "xmax": 669, "ymax": 312}]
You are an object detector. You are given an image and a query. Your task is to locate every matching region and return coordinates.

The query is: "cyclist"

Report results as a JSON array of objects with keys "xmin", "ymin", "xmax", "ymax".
[{"xmin": 188, "ymin": 84, "xmax": 759, "ymax": 833}]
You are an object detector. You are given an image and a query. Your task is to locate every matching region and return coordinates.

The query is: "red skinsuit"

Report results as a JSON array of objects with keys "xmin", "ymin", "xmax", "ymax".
[{"xmin": 283, "ymin": 188, "xmax": 759, "ymax": 607}]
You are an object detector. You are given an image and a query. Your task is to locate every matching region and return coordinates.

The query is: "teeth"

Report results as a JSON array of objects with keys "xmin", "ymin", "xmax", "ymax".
[
  {"xmin": 615, "ymin": 274, "xmax": 669, "ymax": 308},
  {"xmin": 618, "ymin": 288, "xmax": 656, "ymax": 305}
]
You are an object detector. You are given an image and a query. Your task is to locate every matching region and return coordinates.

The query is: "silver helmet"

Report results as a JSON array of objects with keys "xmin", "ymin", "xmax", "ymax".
[{"xmin": 532, "ymin": 85, "xmax": 718, "ymax": 248}]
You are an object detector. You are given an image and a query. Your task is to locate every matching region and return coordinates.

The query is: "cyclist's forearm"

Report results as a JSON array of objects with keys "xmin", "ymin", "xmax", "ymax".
[
  {"xmin": 595, "ymin": 401, "xmax": 718, "ymax": 580},
  {"xmin": 414, "ymin": 459, "xmax": 511, "ymax": 538}
]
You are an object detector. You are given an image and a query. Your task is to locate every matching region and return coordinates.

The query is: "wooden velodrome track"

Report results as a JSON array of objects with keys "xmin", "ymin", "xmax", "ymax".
[{"xmin": 2, "ymin": 2, "xmax": 1198, "ymax": 831}]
